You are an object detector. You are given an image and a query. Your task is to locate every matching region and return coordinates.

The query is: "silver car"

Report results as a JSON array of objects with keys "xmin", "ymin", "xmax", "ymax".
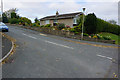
[{"xmin": 0, "ymin": 22, "xmax": 9, "ymax": 32}]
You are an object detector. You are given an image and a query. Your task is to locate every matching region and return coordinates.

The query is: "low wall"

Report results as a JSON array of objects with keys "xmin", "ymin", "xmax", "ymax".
[{"xmin": 6, "ymin": 23, "xmax": 115, "ymax": 44}]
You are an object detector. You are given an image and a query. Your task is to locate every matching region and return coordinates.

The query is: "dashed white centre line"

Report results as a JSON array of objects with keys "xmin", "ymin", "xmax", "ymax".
[
  {"xmin": 97, "ymin": 54, "xmax": 113, "ymax": 60},
  {"xmin": 22, "ymin": 33, "xmax": 37, "ymax": 39},
  {"xmin": 45, "ymin": 40, "xmax": 74, "ymax": 49}
]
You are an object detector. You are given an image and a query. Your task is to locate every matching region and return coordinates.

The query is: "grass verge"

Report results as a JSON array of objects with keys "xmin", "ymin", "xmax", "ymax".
[{"xmin": 98, "ymin": 32, "xmax": 120, "ymax": 45}]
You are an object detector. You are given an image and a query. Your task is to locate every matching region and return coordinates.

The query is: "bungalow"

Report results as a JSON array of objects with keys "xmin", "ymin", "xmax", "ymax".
[{"xmin": 40, "ymin": 11, "xmax": 83, "ymax": 28}]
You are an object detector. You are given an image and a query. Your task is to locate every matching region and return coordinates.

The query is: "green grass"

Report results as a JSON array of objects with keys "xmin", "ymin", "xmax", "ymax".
[{"xmin": 98, "ymin": 32, "xmax": 120, "ymax": 45}]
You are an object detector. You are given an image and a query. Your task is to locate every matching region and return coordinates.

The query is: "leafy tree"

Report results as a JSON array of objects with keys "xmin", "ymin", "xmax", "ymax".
[
  {"xmin": 2, "ymin": 13, "xmax": 8, "ymax": 23},
  {"xmin": 84, "ymin": 13, "xmax": 97, "ymax": 34},
  {"xmin": 34, "ymin": 17, "xmax": 39, "ymax": 23},
  {"xmin": 11, "ymin": 12, "xmax": 17, "ymax": 18},
  {"xmin": 108, "ymin": 20, "xmax": 117, "ymax": 25},
  {"xmin": 20, "ymin": 17, "xmax": 32, "ymax": 25}
]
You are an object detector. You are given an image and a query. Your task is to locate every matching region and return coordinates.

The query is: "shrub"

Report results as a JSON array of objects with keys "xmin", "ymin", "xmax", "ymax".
[
  {"xmin": 83, "ymin": 33, "xmax": 89, "ymax": 36},
  {"xmin": 73, "ymin": 25, "xmax": 81, "ymax": 33},
  {"xmin": 9, "ymin": 18, "xmax": 19, "ymax": 24},
  {"xmin": 40, "ymin": 25, "xmax": 44, "ymax": 27},
  {"xmin": 75, "ymin": 32, "xmax": 79, "ymax": 35},
  {"xmin": 96, "ymin": 18, "xmax": 120, "ymax": 35},
  {"xmin": 103, "ymin": 36, "xmax": 111, "ymax": 40},
  {"xmin": 19, "ymin": 17, "xmax": 32, "ymax": 25},
  {"xmin": 57, "ymin": 23, "xmax": 65, "ymax": 30},
  {"xmin": 93, "ymin": 35, "xmax": 97, "ymax": 39},
  {"xmin": 45, "ymin": 24, "xmax": 51, "ymax": 27},
  {"xmin": 66, "ymin": 25, "xmax": 70, "ymax": 28},
  {"xmin": 69, "ymin": 28, "xmax": 75, "ymax": 32},
  {"xmin": 97, "ymin": 34, "xmax": 103, "ymax": 39},
  {"xmin": 90, "ymin": 34, "xmax": 94, "ymax": 37},
  {"xmin": 32, "ymin": 23, "xmax": 37, "ymax": 27}
]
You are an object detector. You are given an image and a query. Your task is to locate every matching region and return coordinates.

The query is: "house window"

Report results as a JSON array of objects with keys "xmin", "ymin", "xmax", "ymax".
[
  {"xmin": 53, "ymin": 19, "xmax": 58, "ymax": 26},
  {"xmin": 73, "ymin": 18, "xmax": 77, "ymax": 24},
  {"xmin": 73, "ymin": 18, "xmax": 77, "ymax": 26},
  {"xmin": 45, "ymin": 20, "xmax": 49, "ymax": 24},
  {"xmin": 53, "ymin": 20, "xmax": 58, "ymax": 23}
]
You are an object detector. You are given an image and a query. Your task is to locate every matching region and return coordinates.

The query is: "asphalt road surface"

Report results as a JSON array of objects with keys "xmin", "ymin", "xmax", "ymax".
[
  {"xmin": 2, "ymin": 36, "xmax": 12, "ymax": 58},
  {"xmin": 2, "ymin": 25, "xmax": 119, "ymax": 78}
]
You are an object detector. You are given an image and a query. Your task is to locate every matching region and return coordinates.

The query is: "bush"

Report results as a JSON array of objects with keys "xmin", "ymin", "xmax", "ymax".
[
  {"xmin": 96, "ymin": 18, "xmax": 120, "ymax": 35},
  {"xmin": 19, "ymin": 17, "xmax": 32, "ymax": 25},
  {"xmin": 83, "ymin": 33, "xmax": 89, "ymax": 36},
  {"xmin": 40, "ymin": 25, "xmax": 44, "ymax": 27},
  {"xmin": 69, "ymin": 28, "xmax": 75, "ymax": 32},
  {"xmin": 9, "ymin": 18, "xmax": 19, "ymax": 24},
  {"xmin": 32, "ymin": 23, "xmax": 36, "ymax": 27},
  {"xmin": 66, "ymin": 25, "xmax": 70, "ymax": 28},
  {"xmin": 45, "ymin": 24, "xmax": 51, "ymax": 27},
  {"xmin": 97, "ymin": 34, "xmax": 103, "ymax": 39},
  {"xmin": 57, "ymin": 23, "xmax": 65, "ymax": 30},
  {"xmin": 73, "ymin": 24, "xmax": 82, "ymax": 32},
  {"xmin": 103, "ymin": 36, "xmax": 112, "ymax": 40}
]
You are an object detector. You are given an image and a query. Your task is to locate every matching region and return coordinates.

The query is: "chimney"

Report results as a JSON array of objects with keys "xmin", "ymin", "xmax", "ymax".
[{"xmin": 56, "ymin": 11, "xmax": 59, "ymax": 16}]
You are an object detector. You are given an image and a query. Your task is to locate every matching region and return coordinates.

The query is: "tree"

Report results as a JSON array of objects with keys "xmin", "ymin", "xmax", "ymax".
[
  {"xmin": 11, "ymin": 12, "xmax": 17, "ymax": 18},
  {"xmin": 108, "ymin": 20, "xmax": 117, "ymax": 25},
  {"xmin": 2, "ymin": 13, "xmax": 8, "ymax": 23},
  {"xmin": 34, "ymin": 17, "xmax": 39, "ymax": 23},
  {"xmin": 19, "ymin": 17, "xmax": 32, "ymax": 25},
  {"xmin": 84, "ymin": 13, "xmax": 97, "ymax": 34}
]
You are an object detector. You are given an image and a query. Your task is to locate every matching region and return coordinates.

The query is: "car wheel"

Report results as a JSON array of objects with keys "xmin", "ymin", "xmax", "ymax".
[{"xmin": 6, "ymin": 29, "xmax": 9, "ymax": 32}]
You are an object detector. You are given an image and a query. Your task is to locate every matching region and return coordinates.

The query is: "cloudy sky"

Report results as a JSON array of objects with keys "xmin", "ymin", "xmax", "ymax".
[{"xmin": 1, "ymin": 0, "xmax": 119, "ymax": 23}]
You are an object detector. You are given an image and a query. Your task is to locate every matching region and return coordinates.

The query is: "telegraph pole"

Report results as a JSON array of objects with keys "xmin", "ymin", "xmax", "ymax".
[{"xmin": 1, "ymin": 0, "xmax": 3, "ymax": 22}]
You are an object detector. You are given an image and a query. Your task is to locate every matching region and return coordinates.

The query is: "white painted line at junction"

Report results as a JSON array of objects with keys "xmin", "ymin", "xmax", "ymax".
[
  {"xmin": 97, "ymin": 54, "xmax": 113, "ymax": 60},
  {"xmin": 22, "ymin": 33, "xmax": 37, "ymax": 39},
  {"xmin": 0, "ymin": 42, "xmax": 14, "ymax": 63},
  {"xmin": 45, "ymin": 40, "xmax": 74, "ymax": 49}
]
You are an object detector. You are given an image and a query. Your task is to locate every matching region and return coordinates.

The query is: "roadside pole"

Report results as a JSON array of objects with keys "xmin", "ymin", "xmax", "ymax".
[
  {"xmin": 81, "ymin": 8, "xmax": 86, "ymax": 40},
  {"xmin": 1, "ymin": 0, "xmax": 3, "ymax": 22}
]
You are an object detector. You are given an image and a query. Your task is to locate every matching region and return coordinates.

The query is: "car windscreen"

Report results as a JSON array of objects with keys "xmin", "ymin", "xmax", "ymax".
[{"xmin": 0, "ymin": 24, "xmax": 5, "ymax": 26}]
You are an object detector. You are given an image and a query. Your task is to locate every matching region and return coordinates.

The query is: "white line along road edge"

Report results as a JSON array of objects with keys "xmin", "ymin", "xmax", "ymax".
[{"xmin": 0, "ymin": 41, "xmax": 14, "ymax": 63}]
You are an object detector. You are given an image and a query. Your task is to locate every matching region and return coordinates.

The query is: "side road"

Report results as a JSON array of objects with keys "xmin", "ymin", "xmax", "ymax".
[
  {"xmin": 2, "ymin": 36, "xmax": 12, "ymax": 58},
  {"xmin": 0, "ymin": 32, "xmax": 16, "ymax": 63}
]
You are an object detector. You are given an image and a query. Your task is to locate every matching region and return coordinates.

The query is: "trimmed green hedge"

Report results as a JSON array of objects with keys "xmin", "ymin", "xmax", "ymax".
[{"xmin": 96, "ymin": 18, "xmax": 120, "ymax": 35}]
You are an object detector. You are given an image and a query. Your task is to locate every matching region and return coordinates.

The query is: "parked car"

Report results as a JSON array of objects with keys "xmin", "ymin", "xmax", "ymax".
[{"xmin": 0, "ymin": 22, "xmax": 9, "ymax": 32}]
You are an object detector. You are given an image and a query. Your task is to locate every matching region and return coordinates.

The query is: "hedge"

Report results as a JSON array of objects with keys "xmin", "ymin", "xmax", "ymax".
[{"xmin": 96, "ymin": 18, "xmax": 120, "ymax": 35}]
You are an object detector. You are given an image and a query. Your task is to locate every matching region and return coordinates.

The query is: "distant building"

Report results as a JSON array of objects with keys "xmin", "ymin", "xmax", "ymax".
[{"xmin": 40, "ymin": 11, "xmax": 83, "ymax": 27}]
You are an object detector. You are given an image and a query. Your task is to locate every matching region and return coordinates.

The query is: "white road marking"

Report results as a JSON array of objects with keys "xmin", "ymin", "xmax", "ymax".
[
  {"xmin": 45, "ymin": 40, "xmax": 74, "ymax": 49},
  {"xmin": 22, "ymin": 33, "xmax": 37, "ymax": 39},
  {"xmin": 97, "ymin": 54, "xmax": 113, "ymax": 60},
  {"xmin": 40, "ymin": 33, "xmax": 47, "ymax": 36}
]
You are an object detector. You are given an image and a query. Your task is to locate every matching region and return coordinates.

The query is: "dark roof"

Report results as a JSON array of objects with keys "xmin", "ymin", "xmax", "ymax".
[{"xmin": 40, "ymin": 12, "xmax": 83, "ymax": 21}]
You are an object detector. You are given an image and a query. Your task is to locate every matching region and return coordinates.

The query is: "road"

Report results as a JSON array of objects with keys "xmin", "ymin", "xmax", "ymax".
[
  {"xmin": 2, "ymin": 36, "xmax": 12, "ymax": 58},
  {"xmin": 2, "ymin": 25, "xmax": 118, "ymax": 78}
]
